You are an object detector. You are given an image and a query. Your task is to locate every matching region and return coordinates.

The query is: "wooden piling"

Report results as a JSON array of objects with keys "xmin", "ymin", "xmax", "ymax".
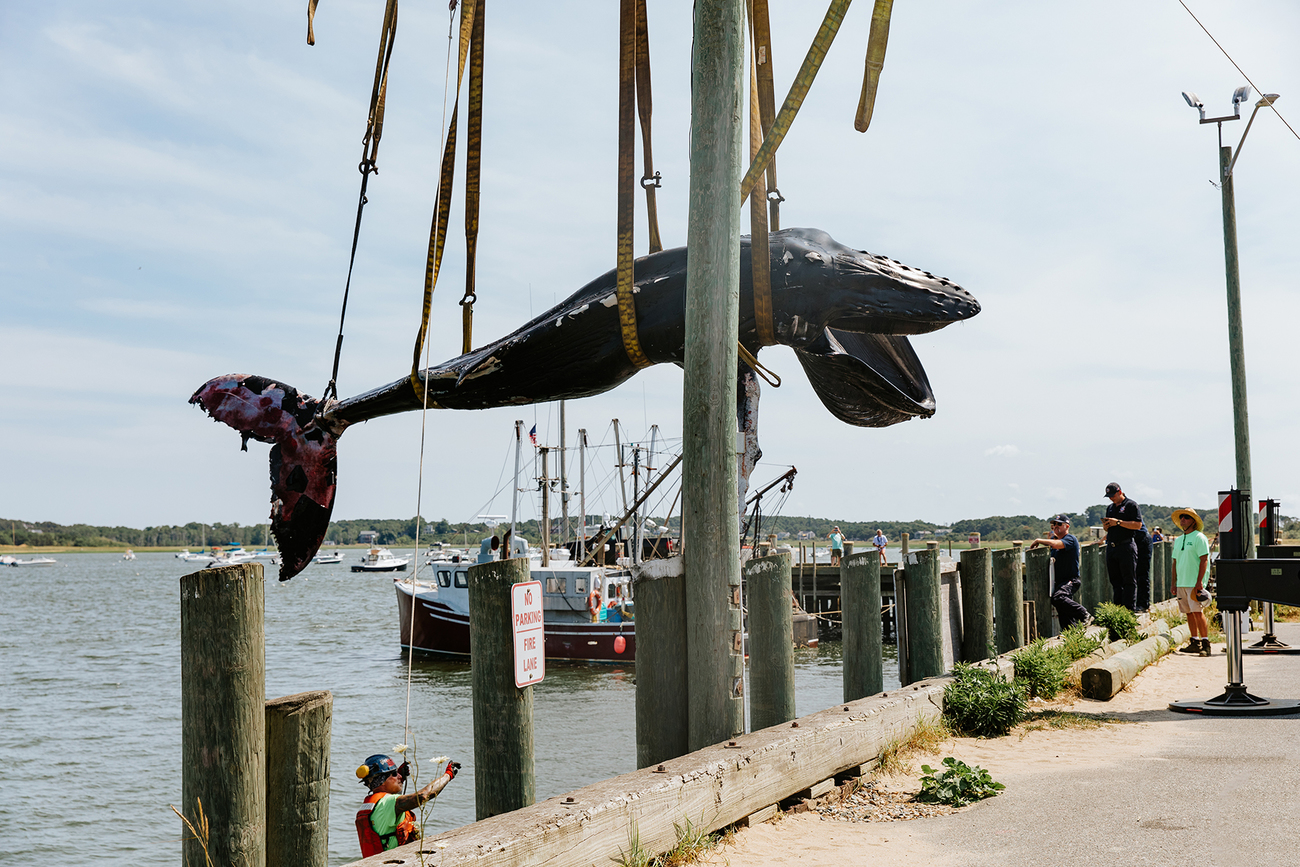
[
  {"xmin": 957, "ymin": 546, "xmax": 993, "ymax": 662},
  {"xmin": 1080, "ymin": 542, "xmax": 1105, "ymax": 614},
  {"xmin": 266, "ymin": 690, "xmax": 332, "ymax": 867},
  {"xmin": 903, "ymin": 544, "xmax": 943, "ymax": 682},
  {"xmin": 468, "ymin": 558, "xmax": 535, "ymax": 819},
  {"xmin": 180, "ymin": 563, "xmax": 266, "ymax": 867},
  {"xmin": 841, "ymin": 551, "xmax": 883, "ymax": 701},
  {"xmin": 745, "ymin": 552, "xmax": 795, "ymax": 730},
  {"xmin": 634, "ymin": 558, "xmax": 690, "ymax": 768},
  {"xmin": 993, "ymin": 545, "xmax": 1024, "ymax": 654},
  {"xmin": 1152, "ymin": 540, "xmax": 1167, "ymax": 604},
  {"xmin": 1023, "ymin": 546, "xmax": 1053, "ymax": 638},
  {"xmin": 681, "ymin": 0, "xmax": 745, "ymax": 751}
]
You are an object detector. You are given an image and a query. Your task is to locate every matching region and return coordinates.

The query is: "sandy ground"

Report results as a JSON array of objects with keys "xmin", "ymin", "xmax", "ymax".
[{"xmin": 701, "ymin": 632, "xmax": 1300, "ymax": 867}]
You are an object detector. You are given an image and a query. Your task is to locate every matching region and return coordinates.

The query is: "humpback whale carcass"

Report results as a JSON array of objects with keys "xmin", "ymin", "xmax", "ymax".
[{"xmin": 191, "ymin": 227, "xmax": 980, "ymax": 579}]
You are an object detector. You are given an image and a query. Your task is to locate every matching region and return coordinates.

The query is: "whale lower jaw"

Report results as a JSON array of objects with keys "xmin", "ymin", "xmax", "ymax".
[{"xmin": 190, "ymin": 375, "xmax": 339, "ymax": 580}]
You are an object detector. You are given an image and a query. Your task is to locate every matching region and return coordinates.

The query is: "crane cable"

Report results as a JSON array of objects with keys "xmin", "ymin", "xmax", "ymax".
[{"xmin": 323, "ymin": 0, "xmax": 400, "ymax": 403}]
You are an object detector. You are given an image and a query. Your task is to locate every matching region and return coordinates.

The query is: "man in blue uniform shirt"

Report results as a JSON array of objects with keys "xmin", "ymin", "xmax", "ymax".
[
  {"xmin": 1029, "ymin": 514, "xmax": 1089, "ymax": 631},
  {"xmin": 1102, "ymin": 482, "xmax": 1143, "ymax": 611}
]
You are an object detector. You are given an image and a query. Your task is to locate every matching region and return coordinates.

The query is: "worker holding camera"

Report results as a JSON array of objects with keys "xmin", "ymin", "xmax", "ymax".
[{"xmin": 355, "ymin": 753, "xmax": 461, "ymax": 856}]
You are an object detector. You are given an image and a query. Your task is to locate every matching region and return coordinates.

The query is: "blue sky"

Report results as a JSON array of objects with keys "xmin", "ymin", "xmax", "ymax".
[{"xmin": 3, "ymin": 1, "xmax": 1298, "ymax": 531}]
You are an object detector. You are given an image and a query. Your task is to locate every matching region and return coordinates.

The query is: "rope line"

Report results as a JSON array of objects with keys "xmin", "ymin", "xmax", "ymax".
[
  {"xmin": 324, "ymin": 0, "xmax": 400, "ymax": 403},
  {"xmin": 403, "ymin": 2, "xmax": 458, "ymax": 809}
]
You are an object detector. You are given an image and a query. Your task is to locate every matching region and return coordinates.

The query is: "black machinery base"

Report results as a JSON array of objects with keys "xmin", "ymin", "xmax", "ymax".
[
  {"xmin": 1241, "ymin": 633, "xmax": 1300, "ymax": 654},
  {"xmin": 1170, "ymin": 685, "xmax": 1300, "ymax": 716}
]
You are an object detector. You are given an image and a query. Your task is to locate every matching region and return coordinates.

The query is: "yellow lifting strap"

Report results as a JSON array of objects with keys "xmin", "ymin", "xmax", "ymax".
[
  {"xmin": 750, "ymin": 0, "xmax": 780, "ymax": 231},
  {"xmin": 616, "ymin": 0, "xmax": 651, "ymax": 369},
  {"xmin": 461, "ymin": 0, "xmax": 485, "ymax": 355},
  {"xmin": 306, "ymin": 0, "xmax": 320, "ymax": 46},
  {"xmin": 855, "ymin": 0, "xmax": 895, "ymax": 132},
  {"xmin": 739, "ymin": 0, "xmax": 852, "ymax": 207},
  {"xmin": 747, "ymin": 0, "xmax": 775, "ymax": 348},
  {"xmin": 410, "ymin": 0, "xmax": 481, "ymax": 400},
  {"xmin": 634, "ymin": 0, "xmax": 663, "ymax": 255}
]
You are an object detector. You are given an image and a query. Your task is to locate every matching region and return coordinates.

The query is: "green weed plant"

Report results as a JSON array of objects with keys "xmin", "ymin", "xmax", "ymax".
[
  {"xmin": 1093, "ymin": 603, "xmax": 1141, "ymax": 644},
  {"xmin": 1059, "ymin": 622, "xmax": 1103, "ymax": 660},
  {"xmin": 916, "ymin": 757, "xmax": 1005, "ymax": 807},
  {"xmin": 942, "ymin": 664, "xmax": 1026, "ymax": 738},
  {"xmin": 1010, "ymin": 639, "xmax": 1071, "ymax": 699}
]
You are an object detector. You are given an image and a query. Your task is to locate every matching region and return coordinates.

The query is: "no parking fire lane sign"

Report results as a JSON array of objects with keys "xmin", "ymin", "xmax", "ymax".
[{"xmin": 512, "ymin": 580, "xmax": 545, "ymax": 687}]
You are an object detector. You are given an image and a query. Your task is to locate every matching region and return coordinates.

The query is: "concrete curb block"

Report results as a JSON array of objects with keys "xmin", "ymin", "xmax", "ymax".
[{"xmin": 1080, "ymin": 623, "xmax": 1191, "ymax": 700}]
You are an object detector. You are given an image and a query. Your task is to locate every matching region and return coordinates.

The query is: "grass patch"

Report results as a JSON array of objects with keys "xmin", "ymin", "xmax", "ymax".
[
  {"xmin": 1273, "ymin": 605, "xmax": 1300, "ymax": 622},
  {"xmin": 616, "ymin": 817, "xmax": 734, "ymax": 867},
  {"xmin": 1011, "ymin": 639, "xmax": 1071, "ymax": 699},
  {"xmin": 1093, "ymin": 603, "xmax": 1142, "ymax": 644},
  {"xmin": 1160, "ymin": 610, "xmax": 1188, "ymax": 630},
  {"xmin": 1015, "ymin": 710, "xmax": 1122, "ymax": 739},
  {"xmin": 942, "ymin": 664, "xmax": 1027, "ymax": 738},
  {"xmin": 875, "ymin": 715, "xmax": 951, "ymax": 777},
  {"xmin": 1059, "ymin": 622, "xmax": 1104, "ymax": 660}
]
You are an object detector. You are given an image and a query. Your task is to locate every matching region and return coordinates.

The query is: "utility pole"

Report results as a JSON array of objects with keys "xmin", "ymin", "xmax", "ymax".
[
  {"xmin": 682, "ymin": 0, "xmax": 745, "ymax": 749},
  {"xmin": 1218, "ymin": 143, "xmax": 1254, "ymax": 559}
]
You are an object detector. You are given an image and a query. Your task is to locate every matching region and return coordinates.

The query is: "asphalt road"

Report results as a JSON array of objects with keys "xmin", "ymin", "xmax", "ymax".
[{"xmin": 899, "ymin": 622, "xmax": 1300, "ymax": 867}]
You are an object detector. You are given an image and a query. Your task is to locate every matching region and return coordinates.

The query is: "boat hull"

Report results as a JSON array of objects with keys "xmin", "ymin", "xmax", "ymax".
[
  {"xmin": 396, "ymin": 581, "xmax": 635, "ymax": 663},
  {"xmin": 352, "ymin": 562, "xmax": 408, "ymax": 572}
]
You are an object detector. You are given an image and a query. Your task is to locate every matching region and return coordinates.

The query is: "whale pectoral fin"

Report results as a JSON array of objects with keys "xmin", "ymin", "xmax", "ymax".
[
  {"xmin": 190, "ymin": 375, "xmax": 340, "ymax": 580},
  {"xmin": 794, "ymin": 329, "xmax": 936, "ymax": 426}
]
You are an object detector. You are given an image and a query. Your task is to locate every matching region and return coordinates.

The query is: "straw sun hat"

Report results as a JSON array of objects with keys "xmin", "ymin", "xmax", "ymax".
[{"xmin": 1170, "ymin": 508, "xmax": 1204, "ymax": 532}]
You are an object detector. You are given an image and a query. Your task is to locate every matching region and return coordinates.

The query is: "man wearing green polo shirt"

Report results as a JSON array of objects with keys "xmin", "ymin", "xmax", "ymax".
[{"xmin": 1169, "ymin": 508, "xmax": 1211, "ymax": 657}]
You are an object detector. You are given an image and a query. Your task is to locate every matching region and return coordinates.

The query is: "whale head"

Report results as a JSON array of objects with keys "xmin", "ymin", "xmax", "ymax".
[{"xmin": 756, "ymin": 228, "xmax": 980, "ymax": 427}]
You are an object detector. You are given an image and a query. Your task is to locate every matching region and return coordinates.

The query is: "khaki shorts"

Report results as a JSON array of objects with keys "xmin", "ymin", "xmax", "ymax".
[{"xmin": 1176, "ymin": 586, "xmax": 1204, "ymax": 614}]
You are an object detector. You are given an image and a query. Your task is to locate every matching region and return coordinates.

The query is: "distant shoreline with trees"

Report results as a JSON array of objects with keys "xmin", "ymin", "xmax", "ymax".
[{"xmin": 5, "ymin": 504, "xmax": 1295, "ymax": 552}]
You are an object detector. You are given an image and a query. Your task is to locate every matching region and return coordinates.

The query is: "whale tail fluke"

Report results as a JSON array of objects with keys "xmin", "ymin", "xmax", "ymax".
[{"xmin": 190, "ymin": 375, "xmax": 341, "ymax": 580}]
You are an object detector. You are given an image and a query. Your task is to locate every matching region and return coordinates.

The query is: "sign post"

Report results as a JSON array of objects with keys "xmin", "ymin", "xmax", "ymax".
[{"xmin": 512, "ymin": 580, "xmax": 545, "ymax": 687}]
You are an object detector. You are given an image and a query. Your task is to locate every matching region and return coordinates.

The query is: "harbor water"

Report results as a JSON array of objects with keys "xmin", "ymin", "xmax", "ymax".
[{"xmin": 0, "ymin": 553, "xmax": 899, "ymax": 866}]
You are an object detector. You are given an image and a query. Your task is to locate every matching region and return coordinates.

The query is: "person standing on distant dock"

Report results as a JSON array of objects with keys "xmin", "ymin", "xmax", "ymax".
[
  {"xmin": 872, "ymin": 528, "xmax": 889, "ymax": 564},
  {"xmin": 1028, "ymin": 514, "xmax": 1089, "ymax": 631},
  {"xmin": 1102, "ymin": 482, "xmax": 1143, "ymax": 611},
  {"xmin": 827, "ymin": 526, "xmax": 845, "ymax": 566}
]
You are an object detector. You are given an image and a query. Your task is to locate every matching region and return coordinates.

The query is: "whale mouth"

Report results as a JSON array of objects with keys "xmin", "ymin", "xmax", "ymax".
[{"xmin": 794, "ymin": 328, "xmax": 935, "ymax": 426}]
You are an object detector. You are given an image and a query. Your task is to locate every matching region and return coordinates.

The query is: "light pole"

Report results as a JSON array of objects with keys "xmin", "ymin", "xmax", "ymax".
[{"xmin": 1181, "ymin": 87, "xmax": 1281, "ymax": 559}]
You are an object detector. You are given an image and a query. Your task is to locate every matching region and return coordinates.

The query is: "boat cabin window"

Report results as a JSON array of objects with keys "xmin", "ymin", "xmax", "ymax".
[
  {"xmin": 545, "ymin": 576, "xmax": 566, "ymax": 594},
  {"xmin": 574, "ymin": 577, "xmax": 587, "ymax": 595},
  {"xmin": 437, "ymin": 570, "xmax": 451, "ymax": 588},
  {"xmin": 453, "ymin": 570, "xmax": 469, "ymax": 588}
]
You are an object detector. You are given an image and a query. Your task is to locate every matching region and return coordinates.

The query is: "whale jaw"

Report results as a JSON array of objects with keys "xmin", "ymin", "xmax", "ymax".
[{"xmin": 189, "ymin": 375, "xmax": 339, "ymax": 580}]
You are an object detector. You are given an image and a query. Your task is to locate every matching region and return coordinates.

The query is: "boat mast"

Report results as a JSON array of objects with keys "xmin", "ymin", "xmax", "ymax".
[
  {"xmin": 539, "ymin": 446, "xmax": 551, "ymax": 567},
  {"xmin": 613, "ymin": 418, "xmax": 628, "ymax": 515},
  {"xmin": 511, "ymin": 420, "xmax": 522, "ymax": 559},
  {"xmin": 578, "ymin": 428, "xmax": 588, "ymax": 561},
  {"xmin": 632, "ymin": 445, "xmax": 642, "ymax": 565},
  {"xmin": 560, "ymin": 400, "xmax": 569, "ymax": 551}
]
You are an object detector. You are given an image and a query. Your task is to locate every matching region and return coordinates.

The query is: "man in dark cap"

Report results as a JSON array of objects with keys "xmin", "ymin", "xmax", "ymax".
[
  {"xmin": 1028, "ymin": 514, "xmax": 1089, "ymax": 631},
  {"xmin": 1102, "ymin": 482, "xmax": 1143, "ymax": 611}
]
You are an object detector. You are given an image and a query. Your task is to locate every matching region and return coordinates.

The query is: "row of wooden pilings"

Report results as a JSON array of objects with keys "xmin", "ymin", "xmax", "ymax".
[{"xmin": 179, "ymin": 539, "xmax": 1180, "ymax": 865}]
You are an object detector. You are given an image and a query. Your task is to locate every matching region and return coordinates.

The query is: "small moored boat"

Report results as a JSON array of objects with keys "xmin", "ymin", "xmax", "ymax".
[{"xmin": 352, "ymin": 547, "xmax": 411, "ymax": 573}]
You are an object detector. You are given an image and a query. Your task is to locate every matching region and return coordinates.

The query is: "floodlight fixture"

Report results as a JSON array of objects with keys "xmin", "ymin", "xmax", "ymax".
[
  {"xmin": 1183, "ymin": 90, "xmax": 1206, "ymax": 121},
  {"xmin": 1232, "ymin": 85, "xmax": 1252, "ymax": 113},
  {"xmin": 1230, "ymin": 91, "xmax": 1283, "ymax": 177}
]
